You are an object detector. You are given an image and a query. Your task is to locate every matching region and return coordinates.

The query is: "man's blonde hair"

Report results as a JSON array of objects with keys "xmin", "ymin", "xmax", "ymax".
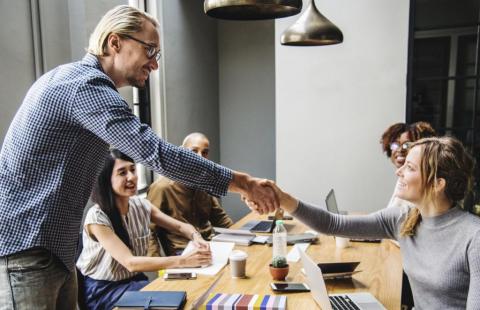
[{"xmin": 87, "ymin": 5, "xmax": 159, "ymax": 56}]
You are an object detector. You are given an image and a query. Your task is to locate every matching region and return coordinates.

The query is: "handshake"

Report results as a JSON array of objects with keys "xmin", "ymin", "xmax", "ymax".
[{"xmin": 228, "ymin": 171, "xmax": 299, "ymax": 215}]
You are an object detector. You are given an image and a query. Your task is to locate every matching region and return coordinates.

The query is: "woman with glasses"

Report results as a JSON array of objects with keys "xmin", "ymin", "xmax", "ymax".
[
  {"xmin": 262, "ymin": 136, "xmax": 480, "ymax": 309},
  {"xmin": 76, "ymin": 149, "xmax": 212, "ymax": 310},
  {"xmin": 380, "ymin": 122, "xmax": 436, "ymax": 209}
]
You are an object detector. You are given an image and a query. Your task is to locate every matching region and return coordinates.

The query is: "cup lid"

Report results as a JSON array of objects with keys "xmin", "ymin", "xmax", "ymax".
[{"xmin": 229, "ymin": 250, "xmax": 248, "ymax": 260}]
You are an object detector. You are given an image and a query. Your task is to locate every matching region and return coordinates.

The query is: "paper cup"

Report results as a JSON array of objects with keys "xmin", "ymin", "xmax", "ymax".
[{"xmin": 229, "ymin": 250, "xmax": 248, "ymax": 278}]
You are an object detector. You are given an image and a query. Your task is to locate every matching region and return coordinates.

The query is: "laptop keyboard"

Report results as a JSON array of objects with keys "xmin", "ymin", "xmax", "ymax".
[
  {"xmin": 251, "ymin": 221, "xmax": 273, "ymax": 232},
  {"xmin": 329, "ymin": 295, "xmax": 361, "ymax": 310}
]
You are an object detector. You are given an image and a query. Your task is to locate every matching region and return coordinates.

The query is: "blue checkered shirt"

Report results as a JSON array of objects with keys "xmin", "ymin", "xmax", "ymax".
[{"xmin": 0, "ymin": 53, "xmax": 232, "ymax": 271}]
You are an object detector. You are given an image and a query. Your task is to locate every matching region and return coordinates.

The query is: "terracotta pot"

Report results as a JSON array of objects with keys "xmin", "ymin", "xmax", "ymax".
[{"xmin": 269, "ymin": 264, "xmax": 289, "ymax": 281}]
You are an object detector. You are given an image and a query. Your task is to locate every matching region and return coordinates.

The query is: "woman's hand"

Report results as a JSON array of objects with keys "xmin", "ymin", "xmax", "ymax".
[
  {"xmin": 242, "ymin": 180, "xmax": 299, "ymax": 214},
  {"xmin": 180, "ymin": 248, "xmax": 212, "ymax": 267}
]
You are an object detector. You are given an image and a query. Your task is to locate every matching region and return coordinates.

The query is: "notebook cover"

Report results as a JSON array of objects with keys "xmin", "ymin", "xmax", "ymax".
[
  {"xmin": 114, "ymin": 291, "xmax": 186, "ymax": 309},
  {"xmin": 201, "ymin": 294, "xmax": 286, "ymax": 310}
]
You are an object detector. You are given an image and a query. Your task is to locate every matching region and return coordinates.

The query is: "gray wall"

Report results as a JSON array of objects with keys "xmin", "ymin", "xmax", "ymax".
[
  {"xmin": 159, "ymin": 1, "xmax": 220, "ymax": 163},
  {"xmin": 0, "ymin": 1, "xmax": 36, "ymax": 145},
  {"xmin": 0, "ymin": 0, "xmax": 130, "ymax": 145},
  {"xmin": 0, "ymin": 0, "xmax": 71, "ymax": 145},
  {"xmin": 275, "ymin": 0, "xmax": 410, "ymax": 213},
  {"xmin": 218, "ymin": 21, "xmax": 276, "ymax": 221}
]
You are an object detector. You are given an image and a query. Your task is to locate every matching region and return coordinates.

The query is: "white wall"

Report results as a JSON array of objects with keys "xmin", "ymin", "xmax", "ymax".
[{"xmin": 275, "ymin": 0, "xmax": 410, "ymax": 212}]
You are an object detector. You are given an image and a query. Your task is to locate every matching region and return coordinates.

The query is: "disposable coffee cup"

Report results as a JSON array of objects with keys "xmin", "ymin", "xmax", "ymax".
[
  {"xmin": 335, "ymin": 236, "xmax": 350, "ymax": 249},
  {"xmin": 229, "ymin": 250, "xmax": 248, "ymax": 278}
]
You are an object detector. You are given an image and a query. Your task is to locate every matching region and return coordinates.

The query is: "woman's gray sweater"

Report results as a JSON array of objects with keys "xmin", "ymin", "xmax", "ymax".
[{"xmin": 292, "ymin": 201, "xmax": 480, "ymax": 309}]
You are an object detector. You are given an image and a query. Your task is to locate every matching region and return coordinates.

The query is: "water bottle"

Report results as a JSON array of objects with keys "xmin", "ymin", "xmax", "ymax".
[{"xmin": 272, "ymin": 220, "xmax": 287, "ymax": 262}]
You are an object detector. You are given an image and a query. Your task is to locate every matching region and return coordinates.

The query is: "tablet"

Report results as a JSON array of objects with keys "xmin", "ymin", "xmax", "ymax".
[{"xmin": 317, "ymin": 262, "xmax": 361, "ymax": 280}]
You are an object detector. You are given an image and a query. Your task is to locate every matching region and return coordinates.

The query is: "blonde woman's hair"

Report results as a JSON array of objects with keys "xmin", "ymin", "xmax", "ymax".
[
  {"xmin": 87, "ymin": 5, "xmax": 158, "ymax": 56},
  {"xmin": 400, "ymin": 136, "xmax": 474, "ymax": 237}
]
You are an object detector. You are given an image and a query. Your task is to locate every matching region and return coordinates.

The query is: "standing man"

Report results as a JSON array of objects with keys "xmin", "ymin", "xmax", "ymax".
[
  {"xmin": 147, "ymin": 133, "xmax": 234, "ymax": 256},
  {"xmin": 0, "ymin": 5, "xmax": 276, "ymax": 309}
]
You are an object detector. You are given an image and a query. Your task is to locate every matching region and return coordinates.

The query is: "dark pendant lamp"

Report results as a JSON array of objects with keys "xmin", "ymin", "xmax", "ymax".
[
  {"xmin": 204, "ymin": 0, "xmax": 302, "ymax": 20},
  {"xmin": 281, "ymin": 0, "xmax": 343, "ymax": 46}
]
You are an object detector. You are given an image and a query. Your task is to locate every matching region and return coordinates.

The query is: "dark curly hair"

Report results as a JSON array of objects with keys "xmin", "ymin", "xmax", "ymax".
[{"xmin": 380, "ymin": 121, "xmax": 436, "ymax": 157}]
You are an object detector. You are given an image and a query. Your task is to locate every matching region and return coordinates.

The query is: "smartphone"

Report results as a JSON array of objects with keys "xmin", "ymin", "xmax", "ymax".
[
  {"xmin": 163, "ymin": 272, "xmax": 197, "ymax": 280},
  {"xmin": 270, "ymin": 282, "xmax": 310, "ymax": 292}
]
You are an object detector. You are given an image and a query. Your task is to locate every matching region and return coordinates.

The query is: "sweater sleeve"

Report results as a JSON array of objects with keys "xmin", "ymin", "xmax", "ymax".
[
  {"xmin": 291, "ymin": 201, "xmax": 405, "ymax": 240},
  {"xmin": 466, "ymin": 230, "xmax": 480, "ymax": 309}
]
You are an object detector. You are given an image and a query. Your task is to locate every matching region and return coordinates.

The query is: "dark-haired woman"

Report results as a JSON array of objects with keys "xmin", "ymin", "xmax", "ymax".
[
  {"xmin": 76, "ymin": 150, "xmax": 212, "ymax": 310},
  {"xmin": 263, "ymin": 137, "xmax": 480, "ymax": 309}
]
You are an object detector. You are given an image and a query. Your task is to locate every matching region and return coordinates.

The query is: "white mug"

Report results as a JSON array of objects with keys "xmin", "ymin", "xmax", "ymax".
[{"xmin": 335, "ymin": 236, "xmax": 350, "ymax": 249}]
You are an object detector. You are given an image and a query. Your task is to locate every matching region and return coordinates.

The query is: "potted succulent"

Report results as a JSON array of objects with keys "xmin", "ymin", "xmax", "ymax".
[{"xmin": 269, "ymin": 256, "xmax": 289, "ymax": 280}]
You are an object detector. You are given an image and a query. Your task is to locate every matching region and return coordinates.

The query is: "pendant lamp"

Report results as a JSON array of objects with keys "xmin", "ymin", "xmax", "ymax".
[
  {"xmin": 281, "ymin": 0, "xmax": 343, "ymax": 46},
  {"xmin": 204, "ymin": 0, "xmax": 302, "ymax": 20}
]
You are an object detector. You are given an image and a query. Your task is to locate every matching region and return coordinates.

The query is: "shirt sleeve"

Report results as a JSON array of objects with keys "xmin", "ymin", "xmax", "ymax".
[
  {"xmin": 84, "ymin": 207, "xmax": 112, "ymax": 227},
  {"xmin": 292, "ymin": 201, "xmax": 405, "ymax": 240},
  {"xmin": 209, "ymin": 197, "xmax": 234, "ymax": 228},
  {"xmin": 72, "ymin": 80, "xmax": 232, "ymax": 197},
  {"xmin": 467, "ymin": 230, "xmax": 480, "ymax": 309},
  {"xmin": 83, "ymin": 207, "xmax": 113, "ymax": 240}
]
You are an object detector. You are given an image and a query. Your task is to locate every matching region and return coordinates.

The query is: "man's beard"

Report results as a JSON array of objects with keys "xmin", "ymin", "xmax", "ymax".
[{"xmin": 127, "ymin": 76, "xmax": 146, "ymax": 89}]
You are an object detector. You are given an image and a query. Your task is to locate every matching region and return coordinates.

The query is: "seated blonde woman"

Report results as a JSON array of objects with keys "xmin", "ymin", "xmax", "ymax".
[
  {"xmin": 76, "ymin": 149, "xmax": 211, "ymax": 310},
  {"xmin": 254, "ymin": 137, "xmax": 480, "ymax": 309}
]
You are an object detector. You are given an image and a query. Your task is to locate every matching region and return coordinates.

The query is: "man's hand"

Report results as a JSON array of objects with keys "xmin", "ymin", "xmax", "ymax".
[
  {"xmin": 242, "ymin": 179, "xmax": 299, "ymax": 214},
  {"xmin": 228, "ymin": 172, "xmax": 279, "ymax": 214}
]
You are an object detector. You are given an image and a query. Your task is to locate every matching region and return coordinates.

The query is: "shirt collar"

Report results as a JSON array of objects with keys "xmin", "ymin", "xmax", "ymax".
[{"xmin": 81, "ymin": 53, "xmax": 105, "ymax": 72}]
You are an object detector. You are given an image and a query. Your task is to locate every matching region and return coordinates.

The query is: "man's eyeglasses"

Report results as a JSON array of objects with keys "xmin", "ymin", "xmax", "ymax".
[
  {"xmin": 390, "ymin": 141, "xmax": 412, "ymax": 152},
  {"xmin": 122, "ymin": 34, "xmax": 161, "ymax": 62}
]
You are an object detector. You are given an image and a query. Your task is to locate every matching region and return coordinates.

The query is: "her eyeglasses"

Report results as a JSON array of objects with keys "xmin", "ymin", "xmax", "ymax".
[
  {"xmin": 122, "ymin": 34, "xmax": 161, "ymax": 62},
  {"xmin": 390, "ymin": 141, "xmax": 412, "ymax": 152}
]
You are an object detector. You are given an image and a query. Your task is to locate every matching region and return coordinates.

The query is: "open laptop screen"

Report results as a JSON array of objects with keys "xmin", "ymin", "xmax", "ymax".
[{"xmin": 325, "ymin": 189, "xmax": 339, "ymax": 214}]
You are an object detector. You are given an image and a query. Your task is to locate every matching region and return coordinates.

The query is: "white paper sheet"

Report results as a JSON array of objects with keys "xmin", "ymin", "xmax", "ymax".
[
  {"xmin": 286, "ymin": 243, "xmax": 310, "ymax": 262},
  {"xmin": 166, "ymin": 241, "xmax": 234, "ymax": 276}
]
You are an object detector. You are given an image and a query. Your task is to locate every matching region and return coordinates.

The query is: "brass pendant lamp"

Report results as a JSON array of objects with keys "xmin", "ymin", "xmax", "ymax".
[
  {"xmin": 281, "ymin": 0, "xmax": 343, "ymax": 46},
  {"xmin": 204, "ymin": 0, "xmax": 302, "ymax": 20}
]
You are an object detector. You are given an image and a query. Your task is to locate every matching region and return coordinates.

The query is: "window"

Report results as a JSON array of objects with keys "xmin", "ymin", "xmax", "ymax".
[{"xmin": 408, "ymin": 0, "xmax": 480, "ymax": 213}]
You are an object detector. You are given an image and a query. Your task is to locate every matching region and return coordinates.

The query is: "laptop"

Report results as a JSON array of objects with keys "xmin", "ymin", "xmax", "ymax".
[
  {"xmin": 325, "ymin": 189, "xmax": 347, "ymax": 215},
  {"xmin": 299, "ymin": 250, "xmax": 386, "ymax": 310},
  {"xmin": 325, "ymin": 189, "xmax": 380, "ymax": 243},
  {"xmin": 240, "ymin": 219, "xmax": 275, "ymax": 233},
  {"xmin": 240, "ymin": 209, "xmax": 284, "ymax": 233}
]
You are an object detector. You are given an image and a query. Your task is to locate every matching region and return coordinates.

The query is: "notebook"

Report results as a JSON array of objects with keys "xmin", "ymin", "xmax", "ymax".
[
  {"xmin": 299, "ymin": 250, "xmax": 386, "ymax": 310},
  {"xmin": 114, "ymin": 291, "xmax": 186, "ymax": 309},
  {"xmin": 200, "ymin": 293, "xmax": 286, "ymax": 310},
  {"xmin": 265, "ymin": 233, "xmax": 318, "ymax": 245}
]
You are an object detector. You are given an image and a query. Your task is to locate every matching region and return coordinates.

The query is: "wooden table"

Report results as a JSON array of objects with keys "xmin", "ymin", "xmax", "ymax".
[{"xmin": 143, "ymin": 212, "xmax": 402, "ymax": 309}]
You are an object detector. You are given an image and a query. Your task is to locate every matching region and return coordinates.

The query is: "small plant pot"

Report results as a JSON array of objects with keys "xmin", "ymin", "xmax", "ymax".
[{"xmin": 269, "ymin": 264, "xmax": 289, "ymax": 281}]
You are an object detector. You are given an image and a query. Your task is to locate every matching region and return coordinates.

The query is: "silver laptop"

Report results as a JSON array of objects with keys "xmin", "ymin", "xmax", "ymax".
[
  {"xmin": 325, "ymin": 189, "xmax": 380, "ymax": 243},
  {"xmin": 299, "ymin": 250, "xmax": 386, "ymax": 310},
  {"xmin": 325, "ymin": 189, "xmax": 347, "ymax": 215}
]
